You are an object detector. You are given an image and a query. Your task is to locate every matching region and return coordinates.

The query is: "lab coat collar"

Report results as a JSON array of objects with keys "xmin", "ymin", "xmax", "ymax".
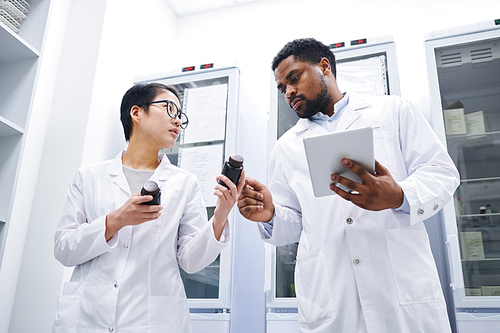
[
  {"xmin": 338, "ymin": 96, "xmax": 370, "ymax": 130},
  {"xmin": 109, "ymin": 150, "xmax": 172, "ymax": 195},
  {"xmin": 290, "ymin": 95, "xmax": 371, "ymax": 134}
]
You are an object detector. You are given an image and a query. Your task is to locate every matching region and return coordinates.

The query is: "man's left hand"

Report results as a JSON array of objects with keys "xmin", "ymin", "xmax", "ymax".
[{"xmin": 330, "ymin": 159, "xmax": 403, "ymax": 211}]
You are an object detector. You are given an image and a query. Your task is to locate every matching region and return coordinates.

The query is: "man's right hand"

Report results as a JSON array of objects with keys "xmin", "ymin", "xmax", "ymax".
[
  {"xmin": 237, "ymin": 178, "xmax": 274, "ymax": 223},
  {"xmin": 105, "ymin": 193, "xmax": 163, "ymax": 241}
]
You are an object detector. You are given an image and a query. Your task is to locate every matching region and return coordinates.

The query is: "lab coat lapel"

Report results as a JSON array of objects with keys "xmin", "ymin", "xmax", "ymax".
[
  {"xmin": 151, "ymin": 154, "xmax": 172, "ymax": 184},
  {"xmin": 338, "ymin": 96, "xmax": 370, "ymax": 131},
  {"xmin": 109, "ymin": 151, "xmax": 131, "ymax": 196}
]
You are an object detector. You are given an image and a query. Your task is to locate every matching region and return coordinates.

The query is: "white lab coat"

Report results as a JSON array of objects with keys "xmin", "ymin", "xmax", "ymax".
[
  {"xmin": 263, "ymin": 95, "xmax": 459, "ymax": 333},
  {"xmin": 53, "ymin": 151, "xmax": 229, "ymax": 333}
]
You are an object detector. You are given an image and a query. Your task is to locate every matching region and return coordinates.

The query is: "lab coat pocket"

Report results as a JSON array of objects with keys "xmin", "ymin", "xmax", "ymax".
[
  {"xmin": 295, "ymin": 246, "xmax": 336, "ymax": 327},
  {"xmin": 385, "ymin": 229, "xmax": 444, "ymax": 305},
  {"xmin": 373, "ymin": 130, "xmax": 397, "ymax": 174},
  {"xmin": 149, "ymin": 296, "xmax": 190, "ymax": 332},
  {"xmin": 53, "ymin": 283, "xmax": 81, "ymax": 331}
]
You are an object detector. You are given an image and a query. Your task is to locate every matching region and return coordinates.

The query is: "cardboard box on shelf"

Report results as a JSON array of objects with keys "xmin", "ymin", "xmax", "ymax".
[
  {"xmin": 444, "ymin": 101, "xmax": 466, "ymax": 135},
  {"xmin": 465, "ymin": 110, "xmax": 488, "ymax": 135},
  {"xmin": 460, "ymin": 231, "xmax": 485, "ymax": 260}
]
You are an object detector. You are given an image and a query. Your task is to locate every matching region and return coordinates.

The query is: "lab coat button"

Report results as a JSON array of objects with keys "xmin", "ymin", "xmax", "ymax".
[
  {"xmin": 346, "ymin": 217, "xmax": 353, "ymax": 225},
  {"xmin": 108, "ymin": 327, "xmax": 114, "ymax": 332},
  {"xmin": 124, "ymin": 243, "xmax": 129, "ymax": 248},
  {"xmin": 353, "ymin": 258, "xmax": 361, "ymax": 265},
  {"xmin": 433, "ymin": 204, "xmax": 439, "ymax": 211},
  {"xmin": 417, "ymin": 208, "xmax": 424, "ymax": 215},
  {"xmin": 114, "ymin": 282, "xmax": 118, "ymax": 288},
  {"xmin": 328, "ymin": 119, "xmax": 332, "ymax": 123}
]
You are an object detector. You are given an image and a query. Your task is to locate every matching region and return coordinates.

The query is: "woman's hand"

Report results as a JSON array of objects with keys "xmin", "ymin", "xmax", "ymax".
[
  {"xmin": 105, "ymin": 193, "xmax": 163, "ymax": 241},
  {"xmin": 212, "ymin": 170, "xmax": 246, "ymax": 240}
]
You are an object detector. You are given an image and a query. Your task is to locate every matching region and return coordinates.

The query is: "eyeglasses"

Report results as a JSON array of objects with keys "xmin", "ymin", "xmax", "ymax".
[{"xmin": 147, "ymin": 100, "xmax": 189, "ymax": 129}]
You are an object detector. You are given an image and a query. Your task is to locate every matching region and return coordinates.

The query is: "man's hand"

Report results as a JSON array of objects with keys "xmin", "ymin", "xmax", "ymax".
[
  {"xmin": 330, "ymin": 159, "xmax": 403, "ymax": 211},
  {"xmin": 237, "ymin": 178, "xmax": 275, "ymax": 223}
]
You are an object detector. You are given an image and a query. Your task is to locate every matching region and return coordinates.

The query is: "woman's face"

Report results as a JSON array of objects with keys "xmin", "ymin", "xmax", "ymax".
[{"xmin": 139, "ymin": 90, "xmax": 182, "ymax": 149}]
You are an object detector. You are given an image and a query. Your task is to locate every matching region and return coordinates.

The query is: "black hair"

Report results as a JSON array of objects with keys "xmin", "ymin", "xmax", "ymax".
[
  {"xmin": 120, "ymin": 82, "xmax": 180, "ymax": 141},
  {"xmin": 271, "ymin": 38, "xmax": 336, "ymax": 78}
]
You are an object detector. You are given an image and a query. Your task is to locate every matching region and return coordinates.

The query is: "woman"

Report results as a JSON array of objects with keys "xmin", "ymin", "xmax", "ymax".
[{"xmin": 53, "ymin": 83, "xmax": 244, "ymax": 332}]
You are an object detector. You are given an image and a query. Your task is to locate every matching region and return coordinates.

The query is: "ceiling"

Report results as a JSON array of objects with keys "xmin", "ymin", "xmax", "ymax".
[{"xmin": 164, "ymin": 0, "xmax": 262, "ymax": 16}]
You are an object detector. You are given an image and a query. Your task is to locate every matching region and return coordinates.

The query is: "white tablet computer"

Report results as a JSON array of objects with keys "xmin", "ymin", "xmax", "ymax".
[{"xmin": 303, "ymin": 127, "xmax": 375, "ymax": 197}]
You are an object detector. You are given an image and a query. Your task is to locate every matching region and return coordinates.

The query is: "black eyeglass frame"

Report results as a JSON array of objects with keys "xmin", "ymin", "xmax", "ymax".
[{"xmin": 146, "ymin": 100, "xmax": 189, "ymax": 129}]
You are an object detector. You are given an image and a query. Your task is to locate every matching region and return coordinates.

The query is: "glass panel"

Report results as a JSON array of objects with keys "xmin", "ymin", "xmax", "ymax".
[
  {"xmin": 180, "ymin": 255, "xmax": 220, "ymax": 299},
  {"xmin": 276, "ymin": 243, "xmax": 298, "ymax": 298},
  {"xmin": 179, "ymin": 207, "xmax": 219, "ymax": 299},
  {"xmin": 155, "ymin": 76, "xmax": 229, "ymax": 300},
  {"xmin": 436, "ymin": 37, "xmax": 500, "ymax": 297}
]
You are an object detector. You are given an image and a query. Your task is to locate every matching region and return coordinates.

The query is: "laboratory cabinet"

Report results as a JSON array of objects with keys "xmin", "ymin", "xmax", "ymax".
[
  {"xmin": 135, "ymin": 66, "xmax": 266, "ymax": 333},
  {"xmin": 0, "ymin": 0, "xmax": 52, "ymax": 331},
  {"xmin": 266, "ymin": 36, "xmax": 401, "ymax": 332},
  {"xmin": 424, "ymin": 19, "xmax": 500, "ymax": 332}
]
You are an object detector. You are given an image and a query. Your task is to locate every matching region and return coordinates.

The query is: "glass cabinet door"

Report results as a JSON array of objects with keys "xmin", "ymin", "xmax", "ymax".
[
  {"xmin": 435, "ymin": 36, "xmax": 500, "ymax": 298},
  {"xmin": 270, "ymin": 42, "xmax": 399, "ymax": 306},
  {"xmin": 162, "ymin": 77, "xmax": 229, "ymax": 301},
  {"xmin": 136, "ymin": 68, "xmax": 240, "ymax": 310}
]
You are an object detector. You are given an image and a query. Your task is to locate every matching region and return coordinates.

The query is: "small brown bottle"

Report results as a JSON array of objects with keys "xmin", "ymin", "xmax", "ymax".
[
  {"xmin": 141, "ymin": 180, "xmax": 161, "ymax": 205},
  {"xmin": 218, "ymin": 155, "xmax": 244, "ymax": 189}
]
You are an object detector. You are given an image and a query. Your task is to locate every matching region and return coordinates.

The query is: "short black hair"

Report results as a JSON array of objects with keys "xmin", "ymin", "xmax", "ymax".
[
  {"xmin": 271, "ymin": 38, "xmax": 336, "ymax": 78},
  {"xmin": 120, "ymin": 82, "xmax": 180, "ymax": 141}
]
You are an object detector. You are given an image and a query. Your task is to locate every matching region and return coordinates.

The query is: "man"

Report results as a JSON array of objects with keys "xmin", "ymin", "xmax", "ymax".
[{"xmin": 238, "ymin": 38, "xmax": 459, "ymax": 333}]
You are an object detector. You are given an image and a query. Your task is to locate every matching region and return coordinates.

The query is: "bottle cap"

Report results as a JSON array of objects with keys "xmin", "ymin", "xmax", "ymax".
[
  {"xmin": 228, "ymin": 154, "xmax": 244, "ymax": 168},
  {"xmin": 143, "ymin": 181, "xmax": 159, "ymax": 195}
]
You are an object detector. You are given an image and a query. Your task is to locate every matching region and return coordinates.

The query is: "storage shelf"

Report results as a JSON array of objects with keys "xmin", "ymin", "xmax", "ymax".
[
  {"xmin": 0, "ymin": 115, "xmax": 24, "ymax": 137},
  {"xmin": 462, "ymin": 258, "xmax": 500, "ymax": 263},
  {"xmin": 0, "ymin": 22, "xmax": 39, "ymax": 63},
  {"xmin": 460, "ymin": 177, "xmax": 500, "ymax": 183},
  {"xmin": 447, "ymin": 130, "xmax": 500, "ymax": 147},
  {"xmin": 461, "ymin": 258, "xmax": 500, "ymax": 273},
  {"xmin": 457, "ymin": 213, "xmax": 500, "ymax": 219}
]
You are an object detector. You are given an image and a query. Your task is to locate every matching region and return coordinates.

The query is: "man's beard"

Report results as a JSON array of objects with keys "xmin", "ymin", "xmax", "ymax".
[{"xmin": 294, "ymin": 77, "xmax": 331, "ymax": 118}]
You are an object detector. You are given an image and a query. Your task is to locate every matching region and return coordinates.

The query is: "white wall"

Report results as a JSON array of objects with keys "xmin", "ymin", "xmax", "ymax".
[
  {"xmin": 81, "ymin": 0, "xmax": 178, "ymax": 166},
  {"xmin": 8, "ymin": 1, "xmax": 178, "ymax": 332}
]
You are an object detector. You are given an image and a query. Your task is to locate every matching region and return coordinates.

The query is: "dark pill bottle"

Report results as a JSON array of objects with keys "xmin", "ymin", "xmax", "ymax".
[
  {"xmin": 218, "ymin": 154, "xmax": 244, "ymax": 189},
  {"xmin": 141, "ymin": 180, "xmax": 161, "ymax": 205}
]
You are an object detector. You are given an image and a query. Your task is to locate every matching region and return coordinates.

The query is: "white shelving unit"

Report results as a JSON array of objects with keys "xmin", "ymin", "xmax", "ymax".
[
  {"xmin": 425, "ymin": 19, "xmax": 500, "ymax": 332},
  {"xmin": 0, "ymin": 0, "xmax": 51, "ymax": 267}
]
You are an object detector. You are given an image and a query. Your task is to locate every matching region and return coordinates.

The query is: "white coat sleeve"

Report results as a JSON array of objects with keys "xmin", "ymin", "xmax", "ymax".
[
  {"xmin": 397, "ymin": 100, "xmax": 459, "ymax": 225},
  {"xmin": 54, "ymin": 170, "xmax": 116, "ymax": 267},
  {"xmin": 258, "ymin": 147, "xmax": 303, "ymax": 246},
  {"xmin": 176, "ymin": 177, "xmax": 228, "ymax": 274}
]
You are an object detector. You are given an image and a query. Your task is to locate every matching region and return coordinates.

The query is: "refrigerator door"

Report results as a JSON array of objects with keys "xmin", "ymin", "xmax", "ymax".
[
  {"xmin": 266, "ymin": 38, "xmax": 401, "ymax": 320},
  {"xmin": 425, "ymin": 21, "xmax": 500, "ymax": 309},
  {"xmin": 135, "ymin": 67, "xmax": 240, "ymax": 311}
]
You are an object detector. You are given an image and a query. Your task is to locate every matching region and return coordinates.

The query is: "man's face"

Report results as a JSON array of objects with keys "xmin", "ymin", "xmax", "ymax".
[{"xmin": 274, "ymin": 56, "xmax": 331, "ymax": 118}]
